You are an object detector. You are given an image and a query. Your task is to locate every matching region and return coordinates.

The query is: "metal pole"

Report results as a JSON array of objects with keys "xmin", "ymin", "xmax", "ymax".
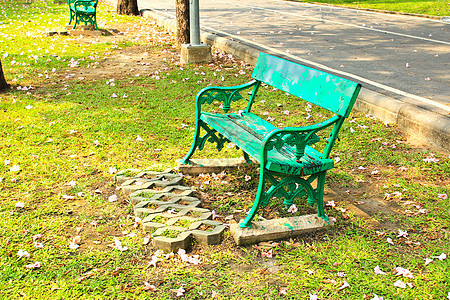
[{"xmin": 189, "ymin": 0, "xmax": 200, "ymax": 45}]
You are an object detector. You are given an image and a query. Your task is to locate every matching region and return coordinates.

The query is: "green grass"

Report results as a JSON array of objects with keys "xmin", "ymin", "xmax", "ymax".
[
  {"xmin": 292, "ymin": 0, "xmax": 449, "ymax": 16},
  {"xmin": 0, "ymin": 0, "xmax": 449, "ymax": 299}
]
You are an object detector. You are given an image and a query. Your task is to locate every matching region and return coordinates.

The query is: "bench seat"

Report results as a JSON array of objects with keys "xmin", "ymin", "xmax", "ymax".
[{"xmin": 201, "ymin": 112, "xmax": 334, "ymax": 176}]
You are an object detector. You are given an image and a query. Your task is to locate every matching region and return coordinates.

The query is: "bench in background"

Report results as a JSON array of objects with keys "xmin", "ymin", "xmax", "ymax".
[{"xmin": 68, "ymin": 0, "xmax": 98, "ymax": 30}]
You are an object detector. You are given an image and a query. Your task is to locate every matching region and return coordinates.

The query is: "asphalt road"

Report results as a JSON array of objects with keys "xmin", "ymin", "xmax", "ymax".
[{"xmin": 137, "ymin": 0, "xmax": 450, "ymax": 115}]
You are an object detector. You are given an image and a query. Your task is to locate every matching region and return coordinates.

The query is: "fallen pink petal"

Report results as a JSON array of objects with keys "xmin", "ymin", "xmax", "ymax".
[
  {"xmin": 310, "ymin": 293, "xmax": 319, "ymax": 300},
  {"xmin": 25, "ymin": 261, "xmax": 41, "ymax": 269},
  {"xmin": 143, "ymin": 281, "xmax": 156, "ymax": 291},
  {"xmin": 397, "ymin": 229, "xmax": 408, "ymax": 238},
  {"xmin": 17, "ymin": 249, "xmax": 30, "ymax": 258},
  {"xmin": 338, "ymin": 281, "xmax": 350, "ymax": 290},
  {"xmin": 287, "ymin": 204, "xmax": 298, "ymax": 213},
  {"xmin": 432, "ymin": 253, "xmax": 447, "ymax": 261}
]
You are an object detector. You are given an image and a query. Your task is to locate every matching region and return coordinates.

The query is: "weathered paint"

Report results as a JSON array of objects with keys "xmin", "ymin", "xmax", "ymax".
[
  {"xmin": 182, "ymin": 52, "xmax": 361, "ymax": 229},
  {"xmin": 252, "ymin": 53, "xmax": 361, "ymax": 117}
]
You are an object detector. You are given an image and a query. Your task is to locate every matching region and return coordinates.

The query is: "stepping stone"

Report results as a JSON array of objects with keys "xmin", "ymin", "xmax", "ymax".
[
  {"xmin": 166, "ymin": 216, "xmax": 199, "ymax": 229},
  {"xmin": 130, "ymin": 191, "xmax": 183, "ymax": 205},
  {"xmin": 115, "ymin": 168, "xmax": 143, "ymax": 185},
  {"xmin": 135, "ymin": 171, "xmax": 183, "ymax": 187},
  {"xmin": 121, "ymin": 178, "xmax": 156, "ymax": 195},
  {"xmin": 142, "ymin": 214, "xmax": 172, "ymax": 231},
  {"xmin": 134, "ymin": 202, "xmax": 168, "ymax": 218},
  {"xmin": 183, "ymin": 207, "xmax": 212, "ymax": 220},
  {"xmin": 160, "ymin": 185, "xmax": 194, "ymax": 196},
  {"xmin": 229, "ymin": 214, "xmax": 331, "ymax": 246},
  {"xmin": 189, "ymin": 220, "xmax": 226, "ymax": 245},
  {"xmin": 152, "ymin": 226, "xmax": 192, "ymax": 252}
]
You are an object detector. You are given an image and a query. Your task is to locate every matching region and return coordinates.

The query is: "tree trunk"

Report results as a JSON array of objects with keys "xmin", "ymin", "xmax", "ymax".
[
  {"xmin": 0, "ymin": 60, "xmax": 8, "ymax": 91},
  {"xmin": 176, "ymin": 0, "xmax": 190, "ymax": 45},
  {"xmin": 117, "ymin": 0, "xmax": 139, "ymax": 15}
]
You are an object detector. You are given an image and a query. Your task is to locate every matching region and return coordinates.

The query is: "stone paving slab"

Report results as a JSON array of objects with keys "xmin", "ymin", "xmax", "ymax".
[
  {"xmin": 119, "ymin": 168, "xmax": 331, "ymax": 250},
  {"xmin": 229, "ymin": 215, "xmax": 331, "ymax": 246},
  {"xmin": 177, "ymin": 158, "xmax": 250, "ymax": 175},
  {"xmin": 152, "ymin": 226, "xmax": 192, "ymax": 252}
]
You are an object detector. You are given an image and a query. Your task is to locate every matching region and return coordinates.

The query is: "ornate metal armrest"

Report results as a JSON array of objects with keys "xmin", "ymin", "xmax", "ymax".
[
  {"xmin": 195, "ymin": 80, "xmax": 258, "ymax": 113},
  {"xmin": 261, "ymin": 115, "xmax": 341, "ymax": 161},
  {"xmin": 74, "ymin": 0, "xmax": 97, "ymax": 9}
]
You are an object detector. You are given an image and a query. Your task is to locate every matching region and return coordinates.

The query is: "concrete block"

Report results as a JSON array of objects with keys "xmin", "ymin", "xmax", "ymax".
[
  {"xmin": 68, "ymin": 29, "xmax": 102, "ymax": 36},
  {"xmin": 183, "ymin": 207, "xmax": 212, "ymax": 220},
  {"xmin": 130, "ymin": 191, "xmax": 184, "ymax": 204},
  {"xmin": 134, "ymin": 202, "xmax": 168, "ymax": 218},
  {"xmin": 180, "ymin": 43, "xmax": 212, "ymax": 65},
  {"xmin": 177, "ymin": 157, "xmax": 249, "ymax": 175},
  {"xmin": 229, "ymin": 214, "xmax": 331, "ymax": 246},
  {"xmin": 142, "ymin": 213, "xmax": 169, "ymax": 231},
  {"xmin": 121, "ymin": 179, "xmax": 156, "ymax": 195},
  {"xmin": 160, "ymin": 185, "xmax": 194, "ymax": 196},
  {"xmin": 157, "ymin": 204, "xmax": 192, "ymax": 219},
  {"xmin": 189, "ymin": 220, "xmax": 226, "ymax": 245},
  {"xmin": 166, "ymin": 216, "xmax": 200, "ymax": 229},
  {"xmin": 114, "ymin": 168, "xmax": 142, "ymax": 185},
  {"xmin": 152, "ymin": 226, "xmax": 192, "ymax": 252},
  {"xmin": 169, "ymin": 196, "xmax": 201, "ymax": 208}
]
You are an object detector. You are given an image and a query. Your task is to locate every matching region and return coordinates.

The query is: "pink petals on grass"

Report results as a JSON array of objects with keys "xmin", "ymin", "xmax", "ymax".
[
  {"xmin": 394, "ymin": 267, "xmax": 414, "ymax": 279},
  {"xmin": 178, "ymin": 249, "xmax": 201, "ymax": 265},
  {"xmin": 113, "ymin": 237, "xmax": 128, "ymax": 252},
  {"xmin": 143, "ymin": 282, "xmax": 156, "ymax": 291},
  {"xmin": 287, "ymin": 204, "xmax": 298, "ymax": 214},
  {"xmin": 374, "ymin": 265, "xmax": 386, "ymax": 275},
  {"xmin": 397, "ymin": 229, "xmax": 408, "ymax": 238},
  {"xmin": 261, "ymin": 249, "xmax": 273, "ymax": 258},
  {"xmin": 69, "ymin": 236, "xmax": 82, "ymax": 250},
  {"xmin": 394, "ymin": 280, "xmax": 413, "ymax": 289},
  {"xmin": 338, "ymin": 281, "xmax": 350, "ymax": 290},
  {"xmin": 25, "ymin": 261, "xmax": 41, "ymax": 269},
  {"xmin": 17, "ymin": 249, "xmax": 30, "ymax": 258},
  {"xmin": 438, "ymin": 193, "xmax": 448, "ymax": 200}
]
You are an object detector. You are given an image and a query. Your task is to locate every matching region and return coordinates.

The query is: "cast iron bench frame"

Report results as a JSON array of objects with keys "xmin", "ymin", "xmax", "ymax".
[
  {"xmin": 182, "ymin": 53, "xmax": 361, "ymax": 228},
  {"xmin": 68, "ymin": 0, "xmax": 99, "ymax": 30}
]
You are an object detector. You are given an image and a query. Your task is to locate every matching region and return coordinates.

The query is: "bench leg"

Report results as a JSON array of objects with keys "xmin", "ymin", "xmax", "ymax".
[
  {"xmin": 68, "ymin": 11, "xmax": 74, "ymax": 25},
  {"xmin": 181, "ymin": 123, "xmax": 201, "ymax": 164},
  {"xmin": 93, "ymin": 14, "xmax": 98, "ymax": 30},
  {"xmin": 315, "ymin": 171, "xmax": 328, "ymax": 221},
  {"xmin": 73, "ymin": 15, "xmax": 78, "ymax": 29},
  {"xmin": 239, "ymin": 171, "xmax": 266, "ymax": 228}
]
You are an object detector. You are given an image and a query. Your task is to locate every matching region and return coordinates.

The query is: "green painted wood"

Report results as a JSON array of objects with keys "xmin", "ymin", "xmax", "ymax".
[
  {"xmin": 200, "ymin": 112, "xmax": 333, "ymax": 175},
  {"xmin": 183, "ymin": 53, "xmax": 362, "ymax": 228},
  {"xmin": 252, "ymin": 53, "xmax": 361, "ymax": 117}
]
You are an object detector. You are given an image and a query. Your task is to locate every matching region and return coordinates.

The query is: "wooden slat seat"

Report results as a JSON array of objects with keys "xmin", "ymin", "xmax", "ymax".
[{"xmin": 201, "ymin": 112, "xmax": 334, "ymax": 176}]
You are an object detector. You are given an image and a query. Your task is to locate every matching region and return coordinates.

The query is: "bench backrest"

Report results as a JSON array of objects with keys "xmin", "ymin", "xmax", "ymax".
[{"xmin": 252, "ymin": 53, "xmax": 361, "ymax": 118}]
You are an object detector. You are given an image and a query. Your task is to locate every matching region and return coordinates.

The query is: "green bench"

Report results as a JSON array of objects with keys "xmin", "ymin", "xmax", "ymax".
[
  {"xmin": 67, "ymin": 0, "xmax": 98, "ymax": 30},
  {"xmin": 182, "ymin": 53, "xmax": 361, "ymax": 228}
]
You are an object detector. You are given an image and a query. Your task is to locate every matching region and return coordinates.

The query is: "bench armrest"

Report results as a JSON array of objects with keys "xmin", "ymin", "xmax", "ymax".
[
  {"xmin": 195, "ymin": 80, "xmax": 258, "ymax": 115},
  {"xmin": 74, "ymin": 0, "xmax": 97, "ymax": 8},
  {"xmin": 261, "ymin": 115, "xmax": 341, "ymax": 162}
]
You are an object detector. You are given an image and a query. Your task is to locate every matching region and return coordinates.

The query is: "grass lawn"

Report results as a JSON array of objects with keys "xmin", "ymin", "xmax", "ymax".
[
  {"xmin": 0, "ymin": 1, "xmax": 449, "ymax": 299},
  {"xmin": 292, "ymin": 0, "xmax": 449, "ymax": 17}
]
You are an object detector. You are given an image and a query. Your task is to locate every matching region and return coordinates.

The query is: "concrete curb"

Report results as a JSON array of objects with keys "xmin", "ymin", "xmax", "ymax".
[{"xmin": 141, "ymin": 8, "xmax": 449, "ymax": 153}]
